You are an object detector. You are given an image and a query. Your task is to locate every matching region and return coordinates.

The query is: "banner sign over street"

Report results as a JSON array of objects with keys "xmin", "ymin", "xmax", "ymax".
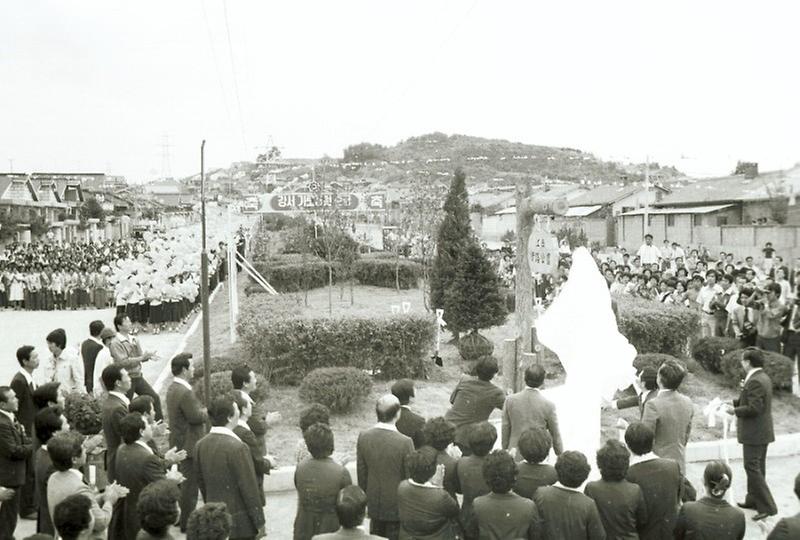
[{"xmin": 264, "ymin": 193, "xmax": 386, "ymax": 212}]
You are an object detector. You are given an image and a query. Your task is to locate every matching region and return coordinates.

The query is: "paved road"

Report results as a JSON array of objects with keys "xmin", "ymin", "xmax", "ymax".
[{"xmin": 0, "ymin": 307, "xmax": 181, "ymax": 387}]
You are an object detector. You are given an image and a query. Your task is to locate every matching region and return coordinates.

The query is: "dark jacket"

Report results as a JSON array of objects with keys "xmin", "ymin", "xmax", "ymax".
[
  {"xmin": 674, "ymin": 496, "xmax": 745, "ymax": 540},
  {"xmin": 472, "ymin": 491, "xmax": 541, "ymax": 540},
  {"xmin": 9, "ymin": 371, "xmax": 36, "ymax": 434},
  {"xmin": 195, "ymin": 430, "xmax": 266, "ymax": 539},
  {"xmin": 533, "ymin": 485, "xmax": 606, "ymax": 540},
  {"xmin": 444, "ymin": 379, "xmax": 505, "ymax": 450},
  {"xmin": 0, "ymin": 411, "xmax": 33, "ymax": 487},
  {"xmin": 453, "ymin": 455, "xmax": 490, "ymax": 539},
  {"xmin": 615, "ymin": 388, "xmax": 658, "ymax": 418},
  {"xmin": 513, "ymin": 462, "xmax": 557, "ymax": 500},
  {"xmin": 81, "ymin": 338, "xmax": 104, "ymax": 394},
  {"xmin": 356, "ymin": 426, "xmax": 414, "ymax": 523},
  {"xmin": 767, "ymin": 513, "xmax": 800, "ymax": 540},
  {"xmin": 584, "ymin": 479, "xmax": 647, "ymax": 540},
  {"xmin": 294, "ymin": 457, "xmax": 352, "ymax": 540},
  {"xmin": 233, "ymin": 422, "xmax": 271, "ymax": 506},
  {"xmin": 101, "ymin": 393, "xmax": 128, "ymax": 482},
  {"xmin": 35, "ymin": 446, "xmax": 55, "ymax": 535},
  {"xmin": 109, "ymin": 442, "xmax": 167, "ymax": 540},
  {"xmin": 733, "ymin": 369, "xmax": 775, "ymax": 445},
  {"xmin": 625, "ymin": 456, "xmax": 682, "ymax": 540},
  {"xmin": 397, "ymin": 480, "xmax": 459, "ymax": 540},
  {"xmin": 166, "ymin": 380, "xmax": 208, "ymax": 455},
  {"xmin": 396, "ymin": 407, "xmax": 426, "ymax": 449}
]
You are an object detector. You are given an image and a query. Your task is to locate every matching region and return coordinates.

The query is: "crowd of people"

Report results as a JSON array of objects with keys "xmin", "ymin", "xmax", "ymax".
[
  {"xmin": 2, "ymin": 332, "xmax": 798, "ymax": 540},
  {"xmin": 0, "ymin": 234, "xmax": 231, "ymax": 335}
]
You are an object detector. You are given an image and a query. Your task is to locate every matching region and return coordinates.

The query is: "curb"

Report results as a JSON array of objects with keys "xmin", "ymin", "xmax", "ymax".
[{"xmin": 262, "ymin": 432, "xmax": 800, "ymax": 495}]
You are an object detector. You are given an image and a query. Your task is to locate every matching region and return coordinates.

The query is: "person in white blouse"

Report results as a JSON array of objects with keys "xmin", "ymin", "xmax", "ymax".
[{"xmin": 92, "ymin": 328, "xmax": 118, "ymax": 398}]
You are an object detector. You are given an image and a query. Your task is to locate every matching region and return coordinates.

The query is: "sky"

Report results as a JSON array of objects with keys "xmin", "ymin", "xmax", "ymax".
[{"xmin": 1, "ymin": 1, "xmax": 799, "ymax": 182}]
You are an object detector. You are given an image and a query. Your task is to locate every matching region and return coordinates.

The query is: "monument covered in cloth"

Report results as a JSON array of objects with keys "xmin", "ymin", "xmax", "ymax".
[{"xmin": 536, "ymin": 247, "xmax": 638, "ymax": 459}]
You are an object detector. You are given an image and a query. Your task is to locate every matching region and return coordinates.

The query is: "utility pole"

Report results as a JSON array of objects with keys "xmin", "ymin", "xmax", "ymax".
[
  {"xmin": 200, "ymin": 140, "xmax": 211, "ymax": 407},
  {"xmin": 643, "ymin": 155, "xmax": 650, "ymax": 236}
]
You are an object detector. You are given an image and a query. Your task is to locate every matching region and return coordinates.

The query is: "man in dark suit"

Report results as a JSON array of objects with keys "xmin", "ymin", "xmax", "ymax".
[
  {"xmin": 0, "ymin": 385, "xmax": 34, "ymax": 539},
  {"xmin": 313, "ymin": 485, "xmax": 386, "ymax": 540},
  {"xmin": 624, "ymin": 422, "xmax": 682, "ymax": 540},
  {"xmin": 725, "ymin": 347, "xmax": 778, "ymax": 521},
  {"xmin": 767, "ymin": 472, "xmax": 800, "ymax": 539},
  {"xmin": 501, "ymin": 364, "xmax": 563, "ymax": 460},
  {"xmin": 610, "ymin": 366, "xmax": 658, "ymax": 418},
  {"xmin": 195, "ymin": 393, "xmax": 265, "ymax": 540},
  {"xmin": 391, "ymin": 379, "xmax": 425, "ymax": 449},
  {"xmin": 231, "ymin": 365, "xmax": 279, "ymax": 468},
  {"xmin": 80, "ymin": 320, "xmax": 105, "ymax": 394},
  {"xmin": 10, "ymin": 345, "xmax": 39, "ymax": 519},
  {"xmin": 109, "ymin": 413, "xmax": 179, "ymax": 540},
  {"xmin": 232, "ymin": 392, "xmax": 272, "ymax": 506},
  {"xmin": 356, "ymin": 394, "xmax": 415, "ymax": 540},
  {"xmin": 101, "ymin": 364, "xmax": 132, "ymax": 483},
  {"xmin": 533, "ymin": 451, "xmax": 605, "ymax": 540},
  {"xmin": 166, "ymin": 353, "xmax": 208, "ymax": 531}
]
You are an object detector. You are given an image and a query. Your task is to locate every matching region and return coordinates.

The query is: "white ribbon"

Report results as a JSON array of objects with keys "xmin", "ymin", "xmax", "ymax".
[
  {"xmin": 436, "ymin": 308, "xmax": 446, "ymax": 327},
  {"xmin": 703, "ymin": 397, "xmax": 735, "ymax": 467}
]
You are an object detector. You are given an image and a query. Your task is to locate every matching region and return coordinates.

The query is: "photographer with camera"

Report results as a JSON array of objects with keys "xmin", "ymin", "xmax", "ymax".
[{"xmin": 749, "ymin": 283, "xmax": 787, "ymax": 353}]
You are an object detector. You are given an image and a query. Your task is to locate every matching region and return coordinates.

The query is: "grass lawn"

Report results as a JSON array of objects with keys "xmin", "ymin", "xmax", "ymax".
[{"xmin": 180, "ymin": 278, "xmax": 800, "ymax": 466}]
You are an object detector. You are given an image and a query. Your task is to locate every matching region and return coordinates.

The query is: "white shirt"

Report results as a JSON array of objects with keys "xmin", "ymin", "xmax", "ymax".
[
  {"xmin": 697, "ymin": 284, "xmax": 722, "ymax": 312},
  {"xmin": 637, "ymin": 244, "xmax": 662, "ymax": 265},
  {"xmin": 109, "ymin": 391, "xmax": 130, "ymax": 407},
  {"xmin": 673, "ymin": 247, "xmax": 686, "ymax": 259},
  {"xmin": 17, "ymin": 369, "xmax": 35, "ymax": 389},
  {"xmin": 88, "ymin": 336, "xmax": 104, "ymax": 347},
  {"xmin": 237, "ymin": 419, "xmax": 252, "ymax": 431},
  {"xmin": 209, "ymin": 426, "xmax": 242, "ymax": 442},
  {"xmin": 553, "ymin": 482, "xmax": 582, "ymax": 493},
  {"xmin": 0, "ymin": 409, "xmax": 15, "ymax": 422},
  {"xmin": 173, "ymin": 377, "xmax": 192, "ymax": 391},
  {"xmin": 744, "ymin": 367, "xmax": 763, "ymax": 384},
  {"xmin": 374, "ymin": 422, "xmax": 398, "ymax": 432},
  {"xmin": 93, "ymin": 348, "xmax": 113, "ymax": 397},
  {"xmin": 630, "ymin": 452, "xmax": 659, "ymax": 466}
]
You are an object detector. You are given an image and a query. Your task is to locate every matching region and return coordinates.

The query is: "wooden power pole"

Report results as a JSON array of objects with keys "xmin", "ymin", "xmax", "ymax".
[{"xmin": 504, "ymin": 180, "xmax": 567, "ymax": 392}]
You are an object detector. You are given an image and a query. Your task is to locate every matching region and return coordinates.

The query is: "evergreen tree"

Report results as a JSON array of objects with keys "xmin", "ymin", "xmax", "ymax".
[
  {"xmin": 430, "ymin": 168, "xmax": 472, "ymax": 316},
  {"xmin": 443, "ymin": 240, "xmax": 508, "ymax": 335}
]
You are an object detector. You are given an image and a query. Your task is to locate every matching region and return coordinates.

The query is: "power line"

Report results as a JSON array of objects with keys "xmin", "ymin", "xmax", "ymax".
[
  {"xmin": 221, "ymin": 0, "xmax": 249, "ymax": 154},
  {"xmin": 201, "ymin": 0, "xmax": 234, "ymax": 132}
]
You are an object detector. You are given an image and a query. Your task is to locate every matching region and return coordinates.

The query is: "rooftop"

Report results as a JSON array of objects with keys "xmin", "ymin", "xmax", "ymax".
[
  {"xmin": 569, "ymin": 183, "xmax": 667, "ymax": 206},
  {"xmin": 655, "ymin": 165, "xmax": 800, "ymax": 206}
]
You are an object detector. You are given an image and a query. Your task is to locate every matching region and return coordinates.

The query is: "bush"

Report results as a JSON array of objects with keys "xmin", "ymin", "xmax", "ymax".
[
  {"xmin": 692, "ymin": 337, "xmax": 742, "ymax": 374},
  {"xmin": 352, "ymin": 259, "xmax": 423, "ymax": 289},
  {"xmin": 458, "ymin": 331, "xmax": 494, "ymax": 361},
  {"xmin": 253, "ymin": 260, "xmax": 340, "ymax": 293},
  {"xmin": 719, "ymin": 350, "xmax": 794, "ymax": 391},
  {"xmin": 633, "ymin": 353, "xmax": 685, "ymax": 372},
  {"xmin": 193, "ymin": 370, "xmax": 269, "ymax": 403},
  {"xmin": 298, "ymin": 367, "xmax": 373, "ymax": 413},
  {"xmin": 260, "ymin": 214, "xmax": 306, "ymax": 232},
  {"xmin": 64, "ymin": 392, "xmax": 103, "ymax": 436},
  {"xmin": 616, "ymin": 297, "xmax": 699, "ymax": 357},
  {"xmin": 237, "ymin": 296, "xmax": 436, "ymax": 384}
]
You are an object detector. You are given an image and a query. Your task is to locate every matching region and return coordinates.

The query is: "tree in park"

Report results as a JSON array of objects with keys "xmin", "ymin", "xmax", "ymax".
[
  {"xmin": 400, "ymin": 176, "xmax": 443, "ymax": 309},
  {"xmin": 430, "ymin": 167, "xmax": 473, "ymax": 331},
  {"xmin": 444, "ymin": 240, "xmax": 508, "ymax": 359}
]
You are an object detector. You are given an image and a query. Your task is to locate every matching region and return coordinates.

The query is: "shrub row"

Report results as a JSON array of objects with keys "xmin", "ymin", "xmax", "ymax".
[
  {"xmin": 615, "ymin": 296, "xmax": 699, "ymax": 358},
  {"xmin": 299, "ymin": 367, "xmax": 373, "ymax": 413},
  {"xmin": 237, "ymin": 296, "xmax": 436, "ymax": 385},
  {"xmin": 720, "ymin": 349, "xmax": 794, "ymax": 390},
  {"xmin": 251, "ymin": 259, "xmax": 424, "ymax": 293},
  {"xmin": 691, "ymin": 337, "xmax": 741, "ymax": 373}
]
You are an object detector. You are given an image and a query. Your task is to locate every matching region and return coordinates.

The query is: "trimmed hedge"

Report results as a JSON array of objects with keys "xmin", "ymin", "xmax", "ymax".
[
  {"xmin": 251, "ymin": 258, "xmax": 424, "ymax": 293},
  {"xmin": 237, "ymin": 295, "xmax": 436, "ymax": 385},
  {"xmin": 719, "ymin": 350, "xmax": 794, "ymax": 391},
  {"xmin": 193, "ymin": 370, "xmax": 269, "ymax": 403},
  {"xmin": 352, "ymin": 259, "xmax": 423, "ymax": 289},
  {"xmin": 616, "ymin": 297, "xmax": 699, "ymax": 357},
  {"xmin": 692, "ymin": 337, "xmax": 741, "ymax": 373},
  {"xmin": 253, "ymin": 260, "xmax": 340, "ymax": 293},
  {"xmin": 633, "ymin": 353, "xmax": 685, "ymax": 372},
  {"xmin": 299, "ymin": 367, "xmax": 372, "ymax": 413}
]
